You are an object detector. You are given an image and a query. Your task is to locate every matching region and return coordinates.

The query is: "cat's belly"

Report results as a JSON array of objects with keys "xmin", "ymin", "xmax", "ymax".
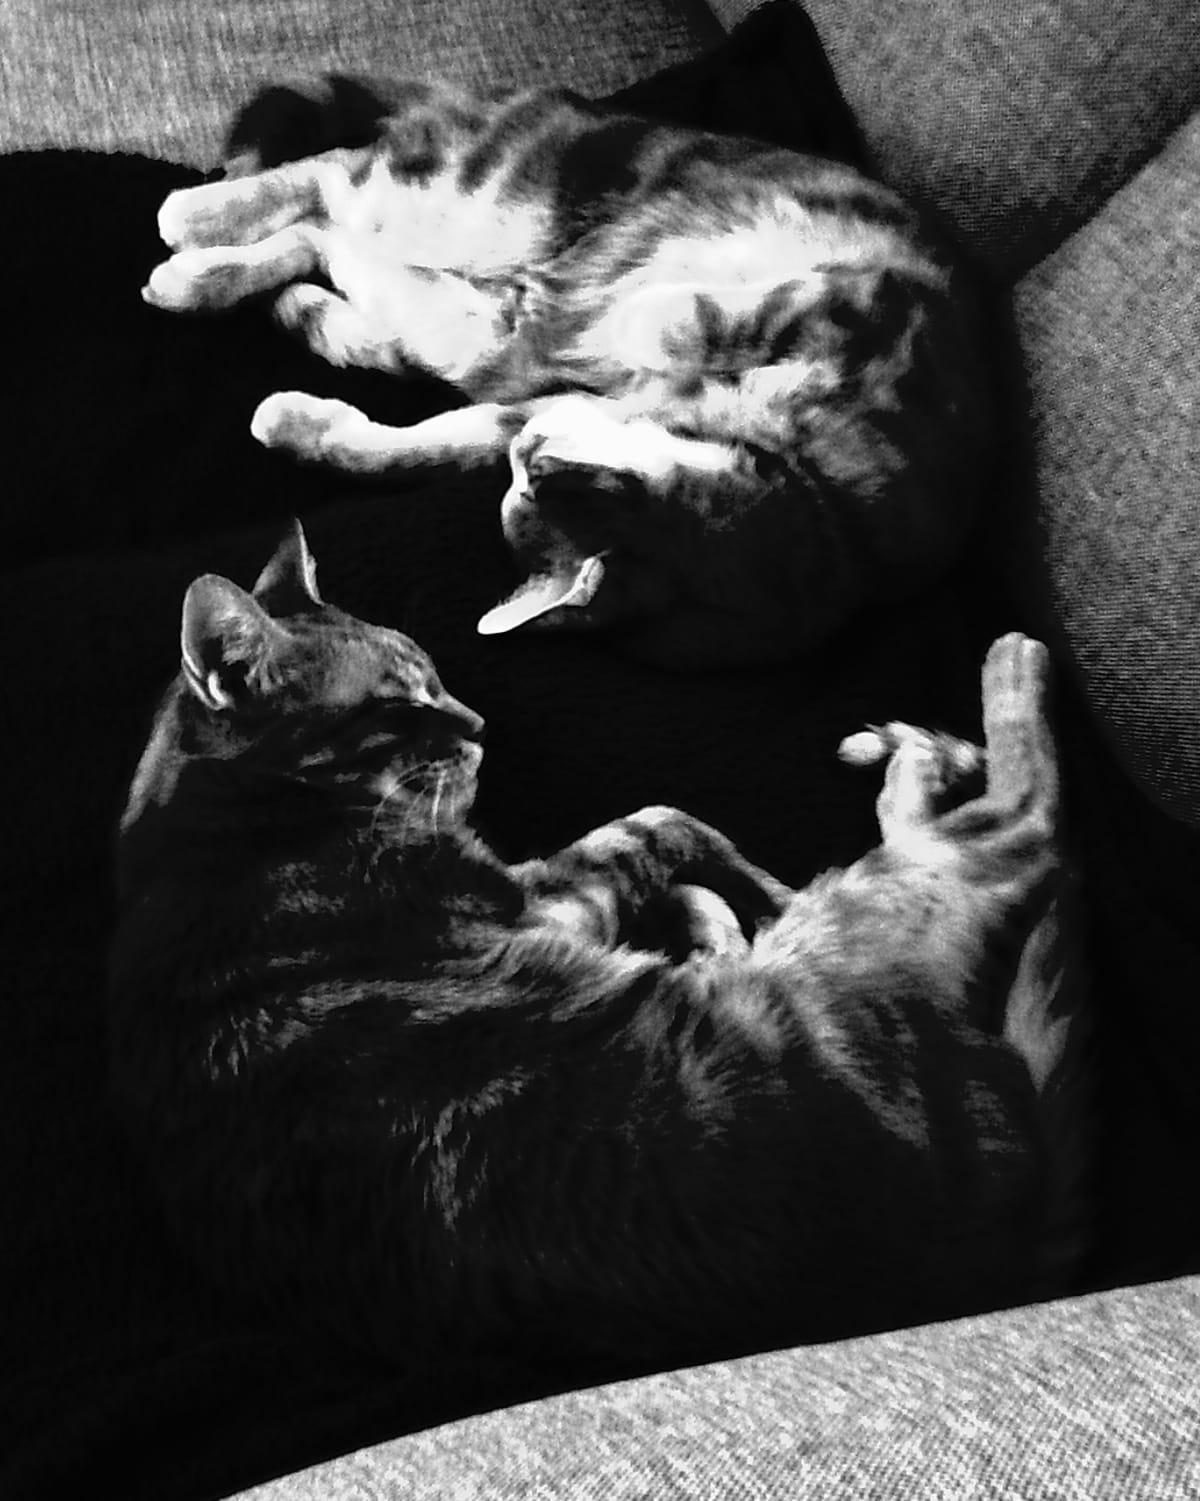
[{"xmin": 331, "ymin": 155, "xmax": 553, "ymax": 279}]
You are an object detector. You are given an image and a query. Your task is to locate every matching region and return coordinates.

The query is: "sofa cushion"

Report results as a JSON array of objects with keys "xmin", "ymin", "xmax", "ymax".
[
  {"xmin": 235, "ymin": 1274, "xmax": 1200, "ymax": 1500},
  {"xmin": 1012, "ymin": 110, "xmax": 1200, "ymax": 834},
  {"xmin": 710, "ymin": 0, "xmax": 1200, "ymax": 280},
  {"xmin": 0, "ymin": 0, "xmax": 720, "ymax": 165}
]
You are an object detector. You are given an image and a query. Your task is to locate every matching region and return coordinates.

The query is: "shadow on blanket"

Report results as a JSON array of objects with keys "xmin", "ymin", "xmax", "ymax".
[{"xmin": 0, "ymin": 5, "xmax": 1083, "ymax": 1498}]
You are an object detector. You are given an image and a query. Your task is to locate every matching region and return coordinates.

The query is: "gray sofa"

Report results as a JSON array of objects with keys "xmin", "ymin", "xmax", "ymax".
[{"xmin": 5, "ymin": 0, "xmax": 1200, "ymax": 1494}]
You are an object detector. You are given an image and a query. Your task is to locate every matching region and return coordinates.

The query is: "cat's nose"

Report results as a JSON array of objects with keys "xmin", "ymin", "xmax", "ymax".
[{"xmin": 438, "ymin": 695, "xmax": 485, "ymax": 742}]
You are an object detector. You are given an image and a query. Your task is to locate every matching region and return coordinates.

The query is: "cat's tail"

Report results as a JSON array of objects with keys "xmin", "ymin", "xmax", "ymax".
[{"xmin": 1001, "ymin": 873, "xmax": 1096, "ymax": 1296}]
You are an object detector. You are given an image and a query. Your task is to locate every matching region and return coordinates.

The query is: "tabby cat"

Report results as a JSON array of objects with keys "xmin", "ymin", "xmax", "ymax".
[
  {"xmin": 108, "ymin": 523, "xmax": 1090, "ymax": 1369},
  {"xmin": 143, "ymin": 77, "xmax": 994, "ymax": 667}
]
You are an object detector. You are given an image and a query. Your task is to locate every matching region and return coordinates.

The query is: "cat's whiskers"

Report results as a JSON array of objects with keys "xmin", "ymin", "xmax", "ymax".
[
  {"xmin": 368, "ymin": 758, "xmax": 448, "ymax": 841},
  {"xmin": 429, "ymin": 770, "xmax": 447, "ymax": 835}
]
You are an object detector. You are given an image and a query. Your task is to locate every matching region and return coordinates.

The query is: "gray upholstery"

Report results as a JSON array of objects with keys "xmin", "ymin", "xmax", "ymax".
[
  {"xmin": 713, "ymin": 0, "xmax": 1200, "ymax": 279},
  {"xmin": 240, "ymin": 1275, "xmax": 1200, "ymax": 1499},
  {"xmin": 0, "ymin": 0, "xmax": 718, "ymax": 165},
  {"xmin": 1014, "ymin": 110, "xmax": 1200, "ymax": 830}
]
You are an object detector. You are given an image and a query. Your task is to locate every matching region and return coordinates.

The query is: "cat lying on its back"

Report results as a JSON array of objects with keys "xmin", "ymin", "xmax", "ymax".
[
  {"xmin": 144, "ymin": 77, "xmax": 995, "ymax": 667},
  {"xmin": 108, "ymin": 523, "xmax": 1090, "ymax": 1370}
]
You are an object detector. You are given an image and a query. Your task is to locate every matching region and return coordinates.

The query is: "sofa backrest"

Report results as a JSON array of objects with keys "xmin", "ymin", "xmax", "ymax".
[{"xmin": 710, "ymin": 0, "xmax": 1200, "ymax": 279}]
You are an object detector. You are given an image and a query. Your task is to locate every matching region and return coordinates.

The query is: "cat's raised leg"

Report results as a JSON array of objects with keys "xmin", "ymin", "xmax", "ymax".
[
  {"xmin": 857, "ymin": 633, "xmax": 1058, "ymax": 876},
  {"xmin": 514, "ymin": 805, "xmax": 792, "ymax": 955},
  {"xmin": 250, "ymin": 395, "xmax": 524, "ymax": 473},
  {"xmin": 941, "ymin": 632, "xmax": 1059, "ymax": 854}
]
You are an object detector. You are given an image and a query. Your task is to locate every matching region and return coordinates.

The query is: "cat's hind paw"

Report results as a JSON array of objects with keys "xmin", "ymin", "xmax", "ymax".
[{"xmin": 251, "ymin": 392, "xmax": 369, "ymax": 461}]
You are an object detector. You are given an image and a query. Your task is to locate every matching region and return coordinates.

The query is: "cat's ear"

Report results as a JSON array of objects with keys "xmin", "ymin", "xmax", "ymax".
[
  {"xmin": 251, "ymin": 519, "xmax": 323, "ymax": 616},
  {"xmin": 180, "ymin": 575, "xmax": 291, "ymax": 711},
  {"xmin": 477, "ymin": 554, "xmax": 607, "ymax": 636}
]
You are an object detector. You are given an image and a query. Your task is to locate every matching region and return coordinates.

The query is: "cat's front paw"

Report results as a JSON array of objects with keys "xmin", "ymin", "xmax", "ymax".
[
  {"xmin": 157, "ymin": 180, "xmax": 273, "ymax": 251},
  {"xmin": 669, "ymin": 884, "xmax": 750, "ymax": 960},
  {"xmin": 142, "ymin": 247, "xmax": 260, "ymax": 312},
  {"xmin": 850, "ymin": 723, "xmax": 985, "ymax": 839},
  {"xmin": 251, "ymin": 392, "xmax": 368, "ymax": 460}
]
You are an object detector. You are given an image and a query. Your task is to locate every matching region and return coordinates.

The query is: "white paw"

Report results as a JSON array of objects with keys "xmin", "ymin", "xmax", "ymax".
[
  {"xmin": 157, "ymin": 183, "xmax": 235, "ymax": 251},
  {"xmin": 839, "ymin": 722, "xmax": 983, "ymax": 777},
  {"xmin": 272, "ymin": 283, "xmax": 335, "ymax": 333},
  {"xmin": 157, "ymin": 180, "xmax": 273, "ymax": 251},
  {"xmin": 142, "ymin": 248, "xmax": 252, "ymax": 312},
  {"xmin": 513, "ymin": 396, "xmax": 623, "ymax": 469},
  {"xmin": 250, "ymin": 392, "xmax": 366, "ymax": 460},
  {"xmin": 513, "ymin": 397, "xmax": 674, "ymax": 490}
]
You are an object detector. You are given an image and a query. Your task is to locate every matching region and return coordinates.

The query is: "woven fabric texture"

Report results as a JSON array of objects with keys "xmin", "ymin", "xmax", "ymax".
[
  {"xmin": 1013, "ymin": 110, "xmax": 1200, "ymax": 831},
  {"xmin": 0, "ymin": 0, "xmax": 718, "ymax": 166},
  {"xmin": 240, "ymin": 1275, "xmax": 1200, "ymax": 1500},
  {"xmin": 710, "ymin": 0, "xmax": 1200, "ymax": 280}
]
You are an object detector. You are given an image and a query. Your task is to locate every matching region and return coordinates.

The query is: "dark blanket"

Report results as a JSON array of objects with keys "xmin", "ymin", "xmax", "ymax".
[{"xmin": 2, "ymin": 4, "xmax": 1197, "ymax": 1497}]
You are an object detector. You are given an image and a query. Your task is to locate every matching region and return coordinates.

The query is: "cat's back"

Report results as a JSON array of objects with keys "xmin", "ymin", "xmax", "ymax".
[{"xmin": 329, "ymin": 79, "xmax": 940, "ymax": 282}]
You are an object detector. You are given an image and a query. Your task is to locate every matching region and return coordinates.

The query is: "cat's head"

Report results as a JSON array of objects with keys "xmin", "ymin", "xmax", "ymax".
[
  {"xmin": 477, "ymin": 462, "xmax": 680, "ymax": 652},
  {"xmin": 155, "ymin": 521, "xmax": 485, "ymax": 825},
  {"xmin": 475, "ymin": 400, "xmax": 792, "ymax": 667}
]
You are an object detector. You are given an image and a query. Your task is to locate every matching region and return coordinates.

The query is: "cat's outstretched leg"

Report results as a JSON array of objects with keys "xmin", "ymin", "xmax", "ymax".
[{"xmin": 249, "ymin": 395, "xmax": 523, "ymax": 473}]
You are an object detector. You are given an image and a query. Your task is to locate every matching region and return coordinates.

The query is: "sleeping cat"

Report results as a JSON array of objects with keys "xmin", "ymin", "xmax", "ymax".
[
  {"xmin": 143, "ymin": 77, "xmax": 995, "ymax": 667},
  {"xmin": 108, "ymin": 523, "xmax": 1090, "ymax": 1369}
]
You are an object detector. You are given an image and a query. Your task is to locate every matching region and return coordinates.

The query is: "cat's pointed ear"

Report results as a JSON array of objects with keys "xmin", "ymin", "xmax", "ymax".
[
  {"xmin": 476, "ymin": 554, "xmax": 607, "ymax": 636},
  {"xmin": 180, "ymin": 574, "xmax": 291, "ymax": 711},
  {"xmin": 252, "ymin": 519, "xmax": 323, "ymax": 616}
]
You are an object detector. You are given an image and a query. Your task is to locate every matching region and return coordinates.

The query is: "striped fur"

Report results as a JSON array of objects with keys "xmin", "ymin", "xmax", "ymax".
[
  {"xmin": 108, "ymin": 526, "xmax": 1092, "ymax": 1369},
  {"xmin": 144, "ymin": 78, "xmax": 995, "ymax": 666}
]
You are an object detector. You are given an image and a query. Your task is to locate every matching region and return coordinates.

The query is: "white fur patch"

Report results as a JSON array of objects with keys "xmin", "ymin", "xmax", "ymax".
[{"xmin": 332, "ymin": 155, "xmax": 552, "ymax": 281}]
